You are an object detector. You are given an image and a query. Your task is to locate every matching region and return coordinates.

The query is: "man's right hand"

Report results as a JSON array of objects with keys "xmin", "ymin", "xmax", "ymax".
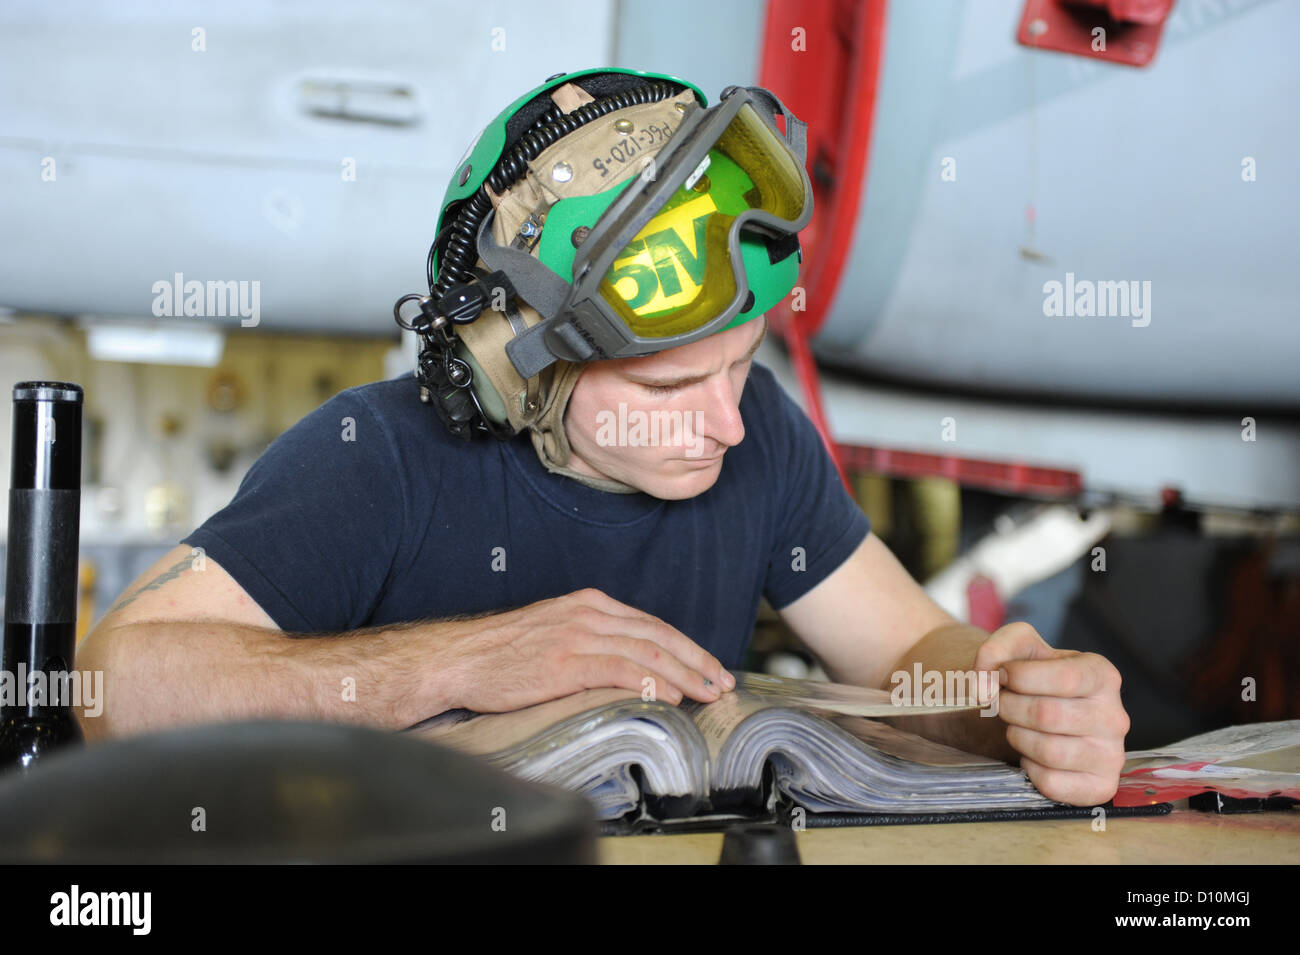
[
  {"xmin": 436, "ymin": 588, "xmax": 735, "ymax": 712},
  {"xmin": 82, "ymin": 547, "xmax": 734, "ymax": 739}
]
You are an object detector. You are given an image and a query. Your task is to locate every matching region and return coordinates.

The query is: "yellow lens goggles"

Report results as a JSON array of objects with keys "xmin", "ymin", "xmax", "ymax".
[
  {"xmin": 596, "ymin": 100, "xmax": 811, "ymax": 339},
  {"xmin": 496, "ymin": 86, "xmax": 813, "ymax": 379}
]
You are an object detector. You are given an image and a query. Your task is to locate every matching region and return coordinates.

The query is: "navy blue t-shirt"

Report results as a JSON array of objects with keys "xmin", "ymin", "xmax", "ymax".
[{"xmin": 182, "ymin": 361, "xmax": 870, "ymax": 669}]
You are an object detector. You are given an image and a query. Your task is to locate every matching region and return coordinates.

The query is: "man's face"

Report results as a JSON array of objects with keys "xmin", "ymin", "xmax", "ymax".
[{"xmin": 563, "ymin": 316, "xmax": 768, "ymax": 500}]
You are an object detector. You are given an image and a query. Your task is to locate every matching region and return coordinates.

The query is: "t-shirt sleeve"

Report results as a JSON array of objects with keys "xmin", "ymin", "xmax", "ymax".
[
  {"xmin": 761, "ymin": 374, "xmax": 871, "ymax": 610},
  {"xmin": 182, "ymin": 387, "xmax": 408, "ymax": 633}
]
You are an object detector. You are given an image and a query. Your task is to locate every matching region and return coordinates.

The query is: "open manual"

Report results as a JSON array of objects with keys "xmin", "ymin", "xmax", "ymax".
[{"xmin": 409, "ymin": 671, "xmax": 1059, "ymax": 824}]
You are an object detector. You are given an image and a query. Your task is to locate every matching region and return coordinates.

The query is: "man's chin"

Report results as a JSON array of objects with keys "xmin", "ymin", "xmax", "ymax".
[{"xmin": 642, "ymin": 456, "xmax": 725, "ymax": 500}]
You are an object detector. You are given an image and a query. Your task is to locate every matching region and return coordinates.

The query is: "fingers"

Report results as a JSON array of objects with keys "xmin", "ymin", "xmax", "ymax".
[
  {"xmin": 1005, "ymin": 724, "xmax": 1124, "ymax": 775},
  {"xmin": 1019, "ymin": 755, "xmax": 1122, "ymax": 807},
  {"xmin": 1000, "ymin": 651, "xmax": 1121, "ymax": 700},
  {"xmin": 972, "ymin": 625, "xmax": 1129, "ymax": 806},
  {"xmin": 567, "ymin": 654, "xmax": 687, "ymax": 705},
  {"xmin": 582, "ymin": 633, "xmax": 722, "ymax": 703},
  {"xmin": 1010, "ymin": 727, "xmax": 1126, "ymax": 805},
  {"xmin": 996, "ymin": 659, "xmax": 1129, "ymax": 807},
  {"xmin": 996, "ymin": 689, "xmax": 1130, "ymax": 739},
  {"xmin": 569, "ymin": 589, "xmax": 735, "ymax": 692}
]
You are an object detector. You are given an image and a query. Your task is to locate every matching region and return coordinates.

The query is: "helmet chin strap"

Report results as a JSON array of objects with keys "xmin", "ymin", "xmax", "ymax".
[{"xmin": 525, "ymin": 359, "xmax": 640, "ymax": 495}]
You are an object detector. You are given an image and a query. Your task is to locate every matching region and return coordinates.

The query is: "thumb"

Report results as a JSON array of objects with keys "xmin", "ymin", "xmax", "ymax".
[{"xmin": 973, "ymin": 621, "xmax": 1059, "ymax": 675}]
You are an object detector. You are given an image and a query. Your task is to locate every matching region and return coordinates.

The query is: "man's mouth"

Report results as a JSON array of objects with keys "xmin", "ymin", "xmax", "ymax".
[{"xmin": 682, "ymin": 451, "xmax": 725, "ymax": 465}]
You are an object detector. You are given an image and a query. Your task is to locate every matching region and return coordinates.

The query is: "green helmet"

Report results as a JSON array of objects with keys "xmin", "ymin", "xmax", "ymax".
[{"xmin": 393, "ymin": 67, "xmax": 806, "ymax": 442}]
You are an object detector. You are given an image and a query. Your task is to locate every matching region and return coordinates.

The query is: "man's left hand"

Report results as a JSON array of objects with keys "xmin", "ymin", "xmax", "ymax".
[{"xmin": 975, "ymin": 622, "xmax": 1131, "ymax": 806}]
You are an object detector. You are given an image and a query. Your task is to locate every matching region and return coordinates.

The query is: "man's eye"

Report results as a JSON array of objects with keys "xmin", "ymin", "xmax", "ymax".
[{"xmin": 641, "ymin": 383, "xmax": 678, "ymax": 396}]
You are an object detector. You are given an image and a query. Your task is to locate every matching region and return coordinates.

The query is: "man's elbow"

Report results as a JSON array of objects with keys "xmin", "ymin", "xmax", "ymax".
[{"xmin": 72, "ymin": 625, "xmax": 118, "ymax": 741}]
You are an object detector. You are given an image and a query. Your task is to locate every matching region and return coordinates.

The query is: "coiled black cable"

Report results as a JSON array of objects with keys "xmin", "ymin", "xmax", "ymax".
[{"xmin": 427, "ymin": 80, "xmax": 686, "ymax": 298}]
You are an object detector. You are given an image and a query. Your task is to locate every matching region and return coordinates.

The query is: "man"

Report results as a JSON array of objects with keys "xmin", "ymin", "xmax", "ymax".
[{"xmin": 78, "ymin": 68, "xmax": 1128, "ymax": 807}]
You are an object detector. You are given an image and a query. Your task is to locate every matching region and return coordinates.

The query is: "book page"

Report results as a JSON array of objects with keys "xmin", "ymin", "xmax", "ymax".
[
  {"xmin": 410, "ymin": 687, "xmax": 643, "ymax": 755},
  {"xmin": 682, "ymin": 692, "xmax": 771, "ymax": 761},
  {"xmin": 1124, "ymin": 720, "xmax": 1300, "ymax": 762},
  {"xmin": 683, "ymin": 671, "xmax": 985, "ymax": 762},
  {"xmin": 830, "ymin": 715, "xmax": 1006, "ymax": 767},
  {"xmin": 410, "ymin": 670, "xmax": 979, "ymax": 757},
  {"xmin": 1227, "ymin": 745, "xmax": 1300, "ymax": 773},
  {"xmin": 736, "ymin": 671, "xmax": 981, "ymax": 717},
  {"xmin": 688, "ymin": 679, "xmax": 1055, "ymax": 809}
]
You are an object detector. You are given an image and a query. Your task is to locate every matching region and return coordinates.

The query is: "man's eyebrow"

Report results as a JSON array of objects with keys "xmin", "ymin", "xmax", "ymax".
[{"xmin": 628, "ymin": 321, "xmax": 768, "ymax": 388}]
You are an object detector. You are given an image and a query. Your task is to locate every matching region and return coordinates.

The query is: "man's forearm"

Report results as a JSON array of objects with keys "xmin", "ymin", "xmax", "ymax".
[
  {"xmin": 878, "ymin": 622, "xmax": 1019, "ymax": 763},
  {"xmin": 76, "ymin": 617, "xmax": 462, "ymax": 741}
]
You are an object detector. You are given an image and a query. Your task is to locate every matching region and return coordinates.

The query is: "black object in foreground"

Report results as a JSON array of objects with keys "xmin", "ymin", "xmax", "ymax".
[
  {"xmin": 0, "ymin": 720, "xmax": 598, "ymax": 863},
  {"xmin": 719, "ymin": 823, "xmax": 802, "ymax": 865},
  {"xmin": 0, "ymin": 381, "xmax": 84, "ymax": 771}
]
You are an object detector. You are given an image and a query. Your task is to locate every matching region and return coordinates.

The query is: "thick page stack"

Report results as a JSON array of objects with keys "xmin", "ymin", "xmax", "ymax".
[{"xmin": 410, "ymin": 672, "xmax": 1058, "ymax": 821}]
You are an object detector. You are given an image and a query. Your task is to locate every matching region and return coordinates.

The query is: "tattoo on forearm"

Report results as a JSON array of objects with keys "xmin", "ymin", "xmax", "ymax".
[{"xmin": 109, "ymin": 558, "xmax": 195, "ymax": 614}]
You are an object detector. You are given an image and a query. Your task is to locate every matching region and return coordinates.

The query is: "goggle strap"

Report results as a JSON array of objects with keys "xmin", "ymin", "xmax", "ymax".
[
  {"xmin": 505, "ymin": 321, "xmax": 564, "ymax": 379},
  {"xmin": 739, "ymin": 85, "xmax": 809, "ymax": 166},
  {"xmin": 509, "ymin": 295, "xmax": 624, "ymax": 378},
  {"xmin": 475, "ymin": 211, "xmax": 571, "ymax": 322}
]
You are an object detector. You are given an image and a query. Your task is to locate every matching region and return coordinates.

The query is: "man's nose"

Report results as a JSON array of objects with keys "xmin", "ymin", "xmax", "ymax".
[{"xmin": 695, "ymin": 375, "xmax": 745, "ymax": 449}]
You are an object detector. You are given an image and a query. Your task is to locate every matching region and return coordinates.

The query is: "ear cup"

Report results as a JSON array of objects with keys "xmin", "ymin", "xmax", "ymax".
[{"xmin": 457, "ymin": 341, "xmax": 510, "ymax": 427}]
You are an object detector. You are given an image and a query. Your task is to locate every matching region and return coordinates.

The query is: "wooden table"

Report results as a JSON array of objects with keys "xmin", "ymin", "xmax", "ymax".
[{"xmin": 598, "ymin": 807, "xmax": 1300, "ymax": 864}]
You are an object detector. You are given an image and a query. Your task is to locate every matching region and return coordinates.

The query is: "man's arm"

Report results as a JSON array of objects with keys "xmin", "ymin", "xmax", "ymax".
[
  {"xmin": 77, "ymin": 545, "xmax": 454, "ymax": 740},
  {"xmin": 772, "ymin": 533, "xmax": 1008, "ymax": 753},
  {"xmin": 776, "ymin": 533, "xmax": 960, "ymax": 689},
  {"xmin": 776, "ymin": 531, "xmax": 1129, "ymax": 805},
  {"xmin": 76, "ymin": 544, "xmax": 735, "ymax": 741}
]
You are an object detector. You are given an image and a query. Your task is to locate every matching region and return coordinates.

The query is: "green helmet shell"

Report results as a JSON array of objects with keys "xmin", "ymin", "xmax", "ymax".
[
  {"xmin": 432, "ymin": 67, "xmax": 800, "ymax": 341},
  {"xmin": 434, "ymin": 68, "xmax": 707, "ymax": 277}
]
